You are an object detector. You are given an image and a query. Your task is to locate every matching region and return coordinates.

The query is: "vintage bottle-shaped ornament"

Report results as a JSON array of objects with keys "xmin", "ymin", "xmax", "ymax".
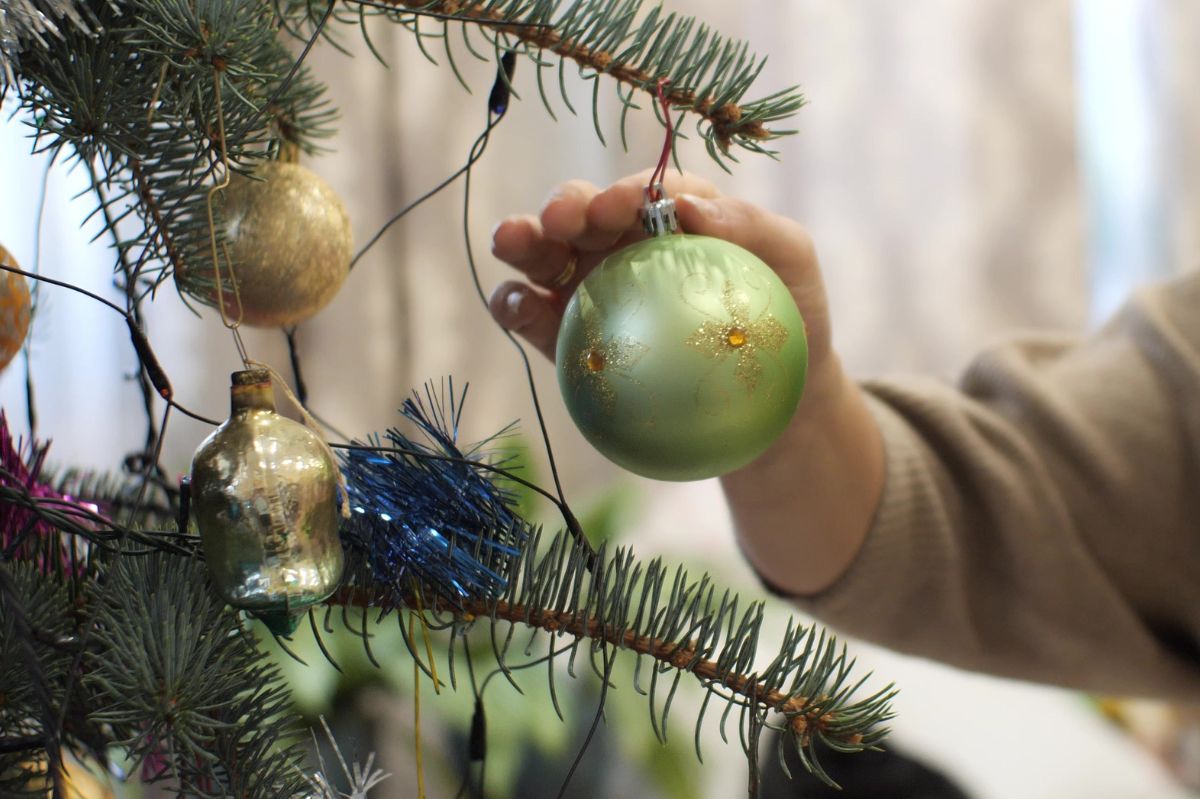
[
  {"xmin": 191, "ymin": 369, "xmax": 344, "ymax": 634},
  {"xmin": 556, "ymin": 187, "xmax": 808, "ymax": 481}
]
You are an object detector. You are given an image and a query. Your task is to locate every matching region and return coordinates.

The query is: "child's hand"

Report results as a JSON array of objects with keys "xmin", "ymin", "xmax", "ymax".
[{"xmin": 488, "ymin": 170, "xmax": 835, "ymax": 399}]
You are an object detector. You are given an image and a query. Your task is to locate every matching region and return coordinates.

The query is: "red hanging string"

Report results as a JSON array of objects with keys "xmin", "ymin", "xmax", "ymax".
[{"xmin": 647, "ymin": 79, "xmax": 673, "ymax": 200}]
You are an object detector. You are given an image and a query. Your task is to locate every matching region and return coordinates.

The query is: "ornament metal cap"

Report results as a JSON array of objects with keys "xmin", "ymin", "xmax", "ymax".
[
  {"xmin": 232, "ymin": 368, "xmax": 271, "ymax": 386},
  {"xmin": 230, "ymin": 368, "xmax": 274, "ymax": 412},
  {"xmin": 640, "ymin": 183, "xmax": 678, "ymax": 237}
]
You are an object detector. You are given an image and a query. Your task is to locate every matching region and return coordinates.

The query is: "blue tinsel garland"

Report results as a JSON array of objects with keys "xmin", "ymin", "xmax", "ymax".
[{"xmin": 338, "ymin": 383, "xmax": 530, "ymax": 603}]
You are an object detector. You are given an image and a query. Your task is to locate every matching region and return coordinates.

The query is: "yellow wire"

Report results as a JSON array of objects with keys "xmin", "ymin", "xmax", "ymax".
[
  {"xmin": 412, "ymin": 589, "xmax": 442, "ymax": 695},
  {"xmin": 408, "ymin": 611, "xmax": 427, "ymax": 799},
  {"xmin": 146, "ymin": 60, "xmax": 168, "ymax": 126}
]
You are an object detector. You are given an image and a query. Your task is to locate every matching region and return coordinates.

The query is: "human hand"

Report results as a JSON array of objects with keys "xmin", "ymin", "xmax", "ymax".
[
  {"xmin": 490, "ymin": 169, "xmax": 883, "ymax": 596},
  {"xmin": 488, "ymin": 169, "xmax": 837, "ymax": 401}
]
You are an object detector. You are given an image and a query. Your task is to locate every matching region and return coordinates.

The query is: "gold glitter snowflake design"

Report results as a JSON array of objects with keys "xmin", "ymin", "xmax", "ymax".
[
  {"xmin": 685, "ymin": 281, "xmax": 790, "ymax": 393},
  {"xmin": 566, "ymin": 313, "xmax": 650, "ymax": 415}
]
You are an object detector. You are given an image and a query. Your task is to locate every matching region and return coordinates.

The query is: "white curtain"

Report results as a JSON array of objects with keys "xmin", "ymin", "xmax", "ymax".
[{"xmin": 2, "ymin": 1, "xmax": 1199, "ymax": 796}]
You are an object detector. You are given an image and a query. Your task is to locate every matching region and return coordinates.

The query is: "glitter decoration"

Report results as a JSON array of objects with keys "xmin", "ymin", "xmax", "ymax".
[
  {"xmin": 174, "ymin": 161, "xmax": 352, "ymax": 328},
  {"xmin": 304, "ymin": 716, "xmax": 391, "ymax": 799},
  {"xmin": 685, "ymin": 281, "xmax": 791, "ymax": 394},
  {"xmin": 563, "ymin": 312, "xmax": 649, "ymax": 415}
]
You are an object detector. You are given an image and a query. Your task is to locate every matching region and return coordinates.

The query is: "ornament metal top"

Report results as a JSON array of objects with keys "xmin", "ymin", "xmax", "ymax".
[
  {"xmin": 556, "ymin": 185, "xmax": 808, "ymax": 481},
  {"xmin": 190, "ymin": 369, "xmax": 345, "ymax": 634},
  {"xmin": 640, "ymin": 182, "xmax": 679, "ymax": 237}
]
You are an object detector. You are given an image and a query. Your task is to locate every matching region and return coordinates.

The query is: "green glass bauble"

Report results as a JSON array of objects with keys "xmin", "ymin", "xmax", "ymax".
[
  {"xmin": 556, "ymin": 234, "xmax": 807, "ymax": 481},
  {"xmin": 191, "ymin": 369, "xmax": 345, "ymax": 634}
]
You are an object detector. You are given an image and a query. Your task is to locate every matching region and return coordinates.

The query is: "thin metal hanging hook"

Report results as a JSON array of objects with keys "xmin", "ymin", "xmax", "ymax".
[{"xmin": 204, "ymin": 68, "xmax": 252, "ymax": 367}]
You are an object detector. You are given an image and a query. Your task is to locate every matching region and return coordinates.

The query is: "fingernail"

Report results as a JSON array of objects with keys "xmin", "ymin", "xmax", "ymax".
[
  {"xmin": 505, "ymin": 287, "xmax": 526, "ymax": 319},
  {"xmin": 680, "ymin": 193, "xmax": 722, "ymax": 221}
]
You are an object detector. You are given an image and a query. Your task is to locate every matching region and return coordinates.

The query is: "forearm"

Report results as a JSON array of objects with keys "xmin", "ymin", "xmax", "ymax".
[
  {"xmin": 778, "ymin": 276, "xmax": 1200, "ymax": 698},
  {"xmin": 721, "ymin": 356, "xmax": 885, "ymax": 596}
]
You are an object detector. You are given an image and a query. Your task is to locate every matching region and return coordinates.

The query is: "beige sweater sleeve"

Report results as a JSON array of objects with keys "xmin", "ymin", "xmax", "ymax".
[{"xmin": 797, "ymin": 272, "xmax": 1200, "ymax": 700}]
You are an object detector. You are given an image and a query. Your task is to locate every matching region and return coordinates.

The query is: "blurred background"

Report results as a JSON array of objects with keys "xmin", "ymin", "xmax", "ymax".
[{"xmin": 2, "ymin": 0, "xmax": 1199, "ymax": 796}]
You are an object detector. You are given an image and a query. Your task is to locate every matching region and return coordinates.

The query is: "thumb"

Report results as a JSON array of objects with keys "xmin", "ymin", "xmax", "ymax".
[
  {"xmin": 488, "ymin": 281, "xmax": 562, "ymax": 363},
  {"xmin": 675, "ymin": 193, "xmax": 819, "ymax": 289}
]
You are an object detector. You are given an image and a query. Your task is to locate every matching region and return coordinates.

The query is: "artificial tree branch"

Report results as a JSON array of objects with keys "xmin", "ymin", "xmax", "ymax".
[
  {"xmin": 359, "ymin": 0, "xmax": 796, "ymax": 151},
  {"xmin": 88, "ymin": 162, "xmax": 160, "ymax": 455},
  {"xmin": 129, "ymin": 159, "xmax": 187, "ymax": 284},
  {"xmin": 331, "ymin": 585, "xmax": 873, "ymax": 748}
]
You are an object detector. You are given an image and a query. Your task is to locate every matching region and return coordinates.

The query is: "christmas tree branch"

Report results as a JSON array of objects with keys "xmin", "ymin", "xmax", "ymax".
[
  {"xmin": 329, "ymin": 387, "xmax": 892, "ymax": 788},
  {"xmin": 335, "ymin": 584, "xmax": 882, "ymax": 749},
  {"xmin": 9, "ymin": 0, "xmax": 801, "ymax": 297},
  {"xmin": 0, "ymin": 561, "xmax": 74, "ymax": 797},
  {"xmin": 348, "ymin": 0, "xmax": 804, "ymax": 160},
  {"xmin": 329, "ymin": 524, "xmax": 892, "ymax": 789},
  {"xmin": 128, "ymin": 159, "xmax": 187, "ymax": 287}
]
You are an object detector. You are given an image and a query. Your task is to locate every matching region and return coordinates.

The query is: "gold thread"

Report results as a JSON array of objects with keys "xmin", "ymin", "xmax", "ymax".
[
  {"xmin": 409, "ymin": 611, "xmax": 427, "ymax": 799},
  {"xmin": 146, "ymin": 60, "xmax": 169, "ymax": 126},
  {"xmin": 204, "ymin": 68, "xmax": 249, "ymax": 366},
  {"xmin": 412, "ymin": 589, "xmax": 441, "ymax": 695},
  {"xmin": 245, "ymin": 359, "xmax": 351, "ymax": 519}
]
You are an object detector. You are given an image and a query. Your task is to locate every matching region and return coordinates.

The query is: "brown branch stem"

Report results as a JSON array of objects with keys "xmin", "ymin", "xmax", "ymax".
[
  {"xmin": 330, "ymin": 586, "xmax": 857, "ymax": 744},
  {"xmin": 358, "ymin": 0, "xmax": 772, "ymax": 148},
  {"xmin": 129, "ymin": 159, "xmax": 187, "ymax": 281}
]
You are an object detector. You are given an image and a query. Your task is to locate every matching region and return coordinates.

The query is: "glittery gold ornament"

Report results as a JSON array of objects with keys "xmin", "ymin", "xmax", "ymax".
[
  {"xmin": 190, "ymin": 369, "xmax": 344, "ymax": 634},
  {"xmin": 0, "ymin": 245, "xmax": 32, "ymax": 372},
  {"xmin": 557, "ymin": 233, "xmax": 807, "ymax": 481},
  {"xmin": 177, "ymin": 161, "xmax": 352, "ymax": 328}
]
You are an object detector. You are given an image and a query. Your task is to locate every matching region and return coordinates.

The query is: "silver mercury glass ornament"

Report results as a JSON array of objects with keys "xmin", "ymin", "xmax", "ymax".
[{"xmin": 191, "ymin": 369, "xmax": 344, "ymax": 634}]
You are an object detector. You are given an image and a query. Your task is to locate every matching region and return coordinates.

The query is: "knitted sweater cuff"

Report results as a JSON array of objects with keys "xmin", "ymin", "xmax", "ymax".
[{"xmin": 768, "ymin": 388, "xmax": 942, "ymax": 630}]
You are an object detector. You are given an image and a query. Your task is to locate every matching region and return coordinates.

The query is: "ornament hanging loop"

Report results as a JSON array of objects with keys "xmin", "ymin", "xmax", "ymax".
[
  {"xmin": 641, "ymin": 79, "xmax": 679, "ymax": 238},
  {"xmin": 641, "ymin": 183, "xmax": 678, "ymax": 237},
  {"xmin": 203, "ymin": 67, "xmax": 252, "ymax": 367}
]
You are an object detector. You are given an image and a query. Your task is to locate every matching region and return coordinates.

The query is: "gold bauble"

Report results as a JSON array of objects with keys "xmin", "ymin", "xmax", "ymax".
[
  {"xmin": 178, "ymin": 161, "xmax": 352, "ymax": 328},
  {"xmin": 190, "ymin": 369, "xmax": 345, "ymax": 634},
  {"xmin": 0, "ymin": 245, "xmax": 32, "ymax": 372}
]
